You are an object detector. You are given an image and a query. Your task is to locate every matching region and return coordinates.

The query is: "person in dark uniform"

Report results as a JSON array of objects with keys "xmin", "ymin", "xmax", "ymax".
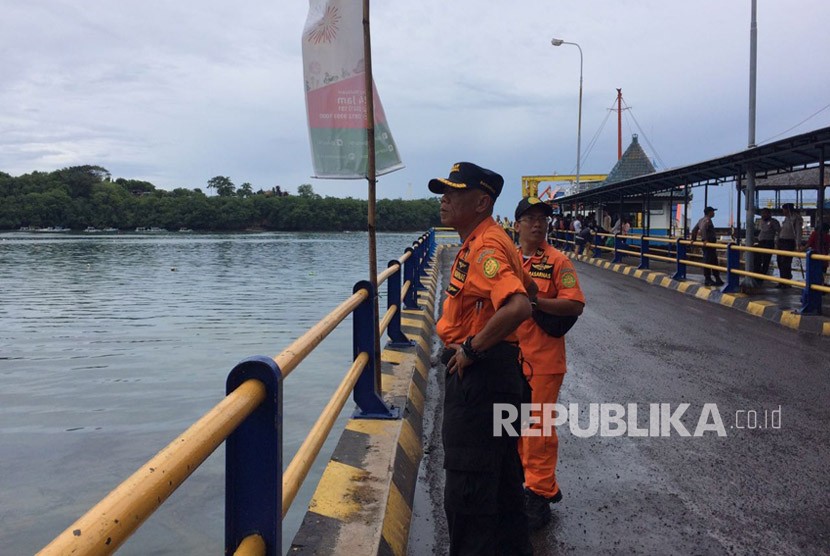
[
  {"xmin": 429, "ymin": 162, "xmax": 535, "ymax": 556},
  {"xmin": 755, "ymin": 208, "xmax": 781, "ymax": 275},
  {"xmin": 691, "ymin": 206, "xmax": 724, "ymax": 286},
  {"xmin": 776, "ymin": 203, "xmax": 804, "ymax": 287}
]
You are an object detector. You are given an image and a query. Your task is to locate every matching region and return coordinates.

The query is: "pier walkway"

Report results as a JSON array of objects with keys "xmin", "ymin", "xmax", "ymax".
[
  {"xmin": 563, "ymin": 246, "xmax": 830, "ymax": 335},
  {"xmin": 409, "ymin": 246, "xmax": 830, "ymax": 555}
]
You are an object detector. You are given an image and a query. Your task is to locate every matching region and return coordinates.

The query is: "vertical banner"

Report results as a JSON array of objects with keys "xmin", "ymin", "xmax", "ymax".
[{"xmin": 302, "ymin": 0, "xmax": 404, "ymax": 179}]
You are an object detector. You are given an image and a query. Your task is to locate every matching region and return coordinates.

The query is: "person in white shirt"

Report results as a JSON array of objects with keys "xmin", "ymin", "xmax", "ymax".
[{"xmin": 602, "ymin": 210, "xmax": 612, "ymax": 232}]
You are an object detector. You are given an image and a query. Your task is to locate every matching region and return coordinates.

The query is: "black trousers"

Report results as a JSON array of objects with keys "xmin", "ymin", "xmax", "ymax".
[
  {"xmin": 442, "ymin": 343, "xmax": 532, "ymax": 556},
  {"xmin": 757, "ymin": 239, "xmax": 775, "ymax": 275},
  {"xmin": 777, "ymin": 238, "xmax": 796, "ymax": 280},
  {"xmin": 703, "ymin": 247, "xmax": 721, "ymax": 281},
  {"xmin": 444, "ymin": 449, "xmax": 531, "ymax": 556}
]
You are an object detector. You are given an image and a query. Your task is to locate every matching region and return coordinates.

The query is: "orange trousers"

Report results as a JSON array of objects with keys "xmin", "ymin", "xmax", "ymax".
[{"xmin": 518, "ymin": 373, "xmax": 564, "ymax": 498}]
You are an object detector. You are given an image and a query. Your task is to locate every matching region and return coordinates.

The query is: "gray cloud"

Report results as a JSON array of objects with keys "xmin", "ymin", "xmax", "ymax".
[{"xmin": 1, "ymin": 0, "xmax": 829, "ymax": 221}]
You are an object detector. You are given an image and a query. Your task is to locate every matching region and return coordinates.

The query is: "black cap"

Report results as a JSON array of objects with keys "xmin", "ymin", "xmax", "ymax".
[
  {"xmin": 428, "ymin": 162, "xmax": 504, "ymax": 199},
  {"xmin": 782, "ymin": 202, "xmax": 795, "ymax": 210},
  {"xmin": 704, "ymin": 206, "xmax": 717, "ymax": 214},
  {"xmin": 515, "ymin": 197, "xmax": 553, "ymax": 221}
]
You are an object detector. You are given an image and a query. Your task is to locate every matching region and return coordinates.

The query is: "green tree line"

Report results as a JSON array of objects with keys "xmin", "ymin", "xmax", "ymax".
[{"xmin": 0, "ymin": 166, "xmax": 441, "ymax": 232}]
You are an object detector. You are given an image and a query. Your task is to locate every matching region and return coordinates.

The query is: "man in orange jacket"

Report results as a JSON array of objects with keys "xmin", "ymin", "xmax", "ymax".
[
  {"xmin": 513, "ymin": 197, "xmax": 586, "ymax": 530},
  {"xmin": 430, "ymin": 162, "xmax": 535, "ymax": 555}
]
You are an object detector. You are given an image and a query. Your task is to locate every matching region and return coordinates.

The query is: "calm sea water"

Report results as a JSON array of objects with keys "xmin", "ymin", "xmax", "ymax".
[{"xmin": 0, "ymin": 230, "xmax": 423, "ymax": 555}]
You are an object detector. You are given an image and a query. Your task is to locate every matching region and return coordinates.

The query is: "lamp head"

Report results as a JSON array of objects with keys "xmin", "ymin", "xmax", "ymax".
[{"xmin": 551, "ymin": 38, "xmax": 564, "ymax": 46}]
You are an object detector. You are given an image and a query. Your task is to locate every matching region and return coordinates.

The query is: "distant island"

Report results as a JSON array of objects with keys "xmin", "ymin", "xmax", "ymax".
[{"xmin": 0, "ymin": 165, "xmax": 440, "ymax": 232}]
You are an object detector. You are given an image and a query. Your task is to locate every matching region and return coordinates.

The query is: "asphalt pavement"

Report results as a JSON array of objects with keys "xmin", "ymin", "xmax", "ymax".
[{"xmin": 408, "ymin": 247, "xmax": 830, "ymax": 556}]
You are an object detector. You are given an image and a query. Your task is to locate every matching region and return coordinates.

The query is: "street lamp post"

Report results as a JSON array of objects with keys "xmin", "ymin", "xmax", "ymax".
[
  {"xmin": 741, "ymin": 0, "xmax": 759, "ymax": 290},
  {"xmin": 552, "ymin": 38, "xmax": 583, "ymax": 190}
]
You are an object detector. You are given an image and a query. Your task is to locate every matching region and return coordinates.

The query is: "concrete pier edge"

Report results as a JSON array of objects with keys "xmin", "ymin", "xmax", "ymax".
[
  {"xmin": 289, "ymin": 248, "xmax": 441, "ymax": 555},
  {"xmin": 565, "ymin": 251, "xmax": 830, "ymax": 336}
]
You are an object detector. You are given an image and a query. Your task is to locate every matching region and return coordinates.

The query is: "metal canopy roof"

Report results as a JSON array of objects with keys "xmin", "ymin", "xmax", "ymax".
[{"xmin": 555, "ymin": 125, "xmax": 830, "ymax": 205}]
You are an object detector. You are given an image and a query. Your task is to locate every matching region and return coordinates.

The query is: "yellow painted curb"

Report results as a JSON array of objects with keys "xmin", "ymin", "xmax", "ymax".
[
  {"xmin": 780, "ymin": 311, "xmax": 801, "ymax": 330},
  {"xmin": 308, "ymin": 461, "xmax": 370, "ymax": 521},
  {"xmin": 291, "ymin": 243, "xmax": 440, "ymax": 555}
]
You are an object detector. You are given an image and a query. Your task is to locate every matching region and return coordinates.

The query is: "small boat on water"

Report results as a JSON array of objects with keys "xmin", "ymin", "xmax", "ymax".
[
  {"xmin": 35, "ymin": 226, "xmax": 70, "ymax": 233},
  {"xmin": 148, "ymin": 227, "xmax": 166, "ymax": 233},
  {"xmin": 84, "ymin": 226, "xmax": 101, "ymax": 233},
  {"xmin": 178, "ymin": 228, "xmax": 193, "ymax": 233},
  {"xmin": 103, "ymin": 227, "xmax": 119, "ymax": 233},
  {"xmin": 135, "ymin": 227, "xmax": 147, "ymax": 232}
]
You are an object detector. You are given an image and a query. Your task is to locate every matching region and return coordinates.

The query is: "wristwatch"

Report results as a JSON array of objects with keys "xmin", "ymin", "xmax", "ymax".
[{"xmin": 461, "ymin": 336, "xmax": 486, "ymax": 361}]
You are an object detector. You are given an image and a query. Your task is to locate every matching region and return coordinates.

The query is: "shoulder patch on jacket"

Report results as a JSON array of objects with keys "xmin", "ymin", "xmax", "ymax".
[
  {"xmin": 561, "ymin": 268, "xmax": 577, "ymax": 288},
  {"xmin": 482, "ymin": 257, "xmax": 500, "ymax": 278}
]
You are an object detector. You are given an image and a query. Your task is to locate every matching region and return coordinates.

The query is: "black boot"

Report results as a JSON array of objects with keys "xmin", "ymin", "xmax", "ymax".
[{"xmin": 524, "ymin": 488, "xmax": 562, "ymax": 531}]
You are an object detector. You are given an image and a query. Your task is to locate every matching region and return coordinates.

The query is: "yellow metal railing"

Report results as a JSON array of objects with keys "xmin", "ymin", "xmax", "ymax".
[
  {"xmin": 275, "ymin": 289, "xmax": 369, "ymax": 378},
  {"xmin": 37, "ymin": 230, "xmax": 438, "ymax": 556},
  {"xmin": 281, "ymin": 248, "xmax": 417, "ymax": 516},
  {"xmin": 235, "ymin": 534, "xmax": 266, "ymax": 556},
  {"xmin": 39, "ymin": 378, "xmax": 267, "ymax": 555},
  {"xmin": 281, "ymin": 352, "xmax": 369, "ymax": 516},
  {"xmin": 572, "ymin": 231, "xmax": 830, "ymax": 296}
]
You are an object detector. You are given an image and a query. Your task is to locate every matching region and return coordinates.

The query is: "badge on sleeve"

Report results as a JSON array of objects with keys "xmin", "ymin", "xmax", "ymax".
[
  {"xmin": 561, "ymin": 269, "xmax": 577, "ymax": 288},
  {"xmin": 483, "ymin": 257, "xmax": 500, "ymax": 278}
]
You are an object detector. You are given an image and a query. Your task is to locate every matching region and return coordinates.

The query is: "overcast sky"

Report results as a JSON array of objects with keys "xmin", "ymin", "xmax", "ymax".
[{"xmin": 3, "ymin": 1, "xmax": 829, "ymax": 223}]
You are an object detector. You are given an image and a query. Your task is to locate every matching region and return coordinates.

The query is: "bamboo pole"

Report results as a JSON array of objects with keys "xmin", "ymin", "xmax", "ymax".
[{"xmin": 362, "ymin": 0, "xmax": 382, "ymax": 390}]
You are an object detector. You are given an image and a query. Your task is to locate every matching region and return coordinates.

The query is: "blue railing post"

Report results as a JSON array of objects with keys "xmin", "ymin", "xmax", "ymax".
[
  {"xmin": 638, "ymin": 235, "xmax": 649, "ymax": 269},
  {"xmin": 386, "ymin": 260, "xmax": 415, "ymax": 347},
  {"xmin": 352, "ymin": 280, "xmax": 400, "ymax": 419},
  {"xmin": 800, "ymin": 250, "xmax": 823, "ymax": 315},
  {"xmin": 565, "ymin": 231, "xmax": 573, "ymax": 252},
  {"xmin": 722, "ymin": 243, "xmax": 741, "ymax": 293},
  {"xmin": 225, "ymin": 356, "xmax": 283, "ymax": 556},
  {"xmin": 428, "ymin": 228, "xmax": 437, "ymax": 258},
  {"xmin": 673, "ymin": 239, "xmax": 687, "ymax": 280},
  {"xmin": 421, "ymin": 233, "xmax": 433, "ymax": 279},
  {"xmin": 411, "ymin": 240, "xmax": 425, "ymax": 294},
  {"xmin": 403, "ymin": 247, "xmax": 420, "ymax": 310},
  {"xmin": 613, "ymin": 234, "xmax": 623, "ymax": 263},
  {"xmin": 592, "ymin": 235, "xmax": 602, "ymax": 258},
  {"xmin": 419, "ymin": 234, "xmax": 430, "ymax": 281}
]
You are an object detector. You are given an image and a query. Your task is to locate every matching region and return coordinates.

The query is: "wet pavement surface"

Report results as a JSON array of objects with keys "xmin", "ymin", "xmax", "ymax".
[{"xmin": 408, "ymin": 246, "xmax": 830, "ymax": 555}]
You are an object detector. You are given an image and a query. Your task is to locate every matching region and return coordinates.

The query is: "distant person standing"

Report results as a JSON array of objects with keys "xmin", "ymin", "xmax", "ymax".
[
  {"xmin": 571, "ymin": 215, "xmax": 582, "ymax": 251},
  {"xmin": 756, "ymin": 208, "xmax": 781, "ymax": 275},
  {"xmin": 691, "ymin": 206, "xmax": 724, "ymax": 286},
  {"xmin": 513, "ymin": 197, "xmax": 585, "ymax": 531},
  {"xmin": 502, "ymin": 215, "xmax": 516, "ymax": 243},
  {"xmin": 572, "ymin": 215, "xmax": 582, "ymax": 235},
  {"xmin": 776, "ymin": 203, "xmax": 804, "ymax": 287},
  {"xmin": 575, "ymin": 217, "xmax": 595, "ymax": 255},
  {"xmin": 602, "ymin": 210, "xmax": 612, "ymax": 233},
  {"xmin": 806, "ymin": 222, "xmax": 830, "ymax": 281}
]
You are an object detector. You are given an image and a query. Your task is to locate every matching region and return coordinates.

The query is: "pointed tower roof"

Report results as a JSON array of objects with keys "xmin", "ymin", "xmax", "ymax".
[{"xmin": 604, "ymin": 134, "xmax": 656, "ymax": 185}]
